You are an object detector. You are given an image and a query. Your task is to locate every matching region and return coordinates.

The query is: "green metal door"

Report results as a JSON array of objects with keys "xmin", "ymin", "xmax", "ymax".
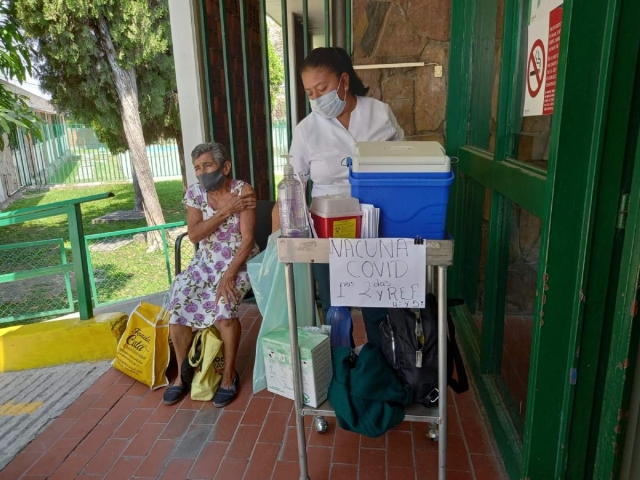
[{"xmin": 446, "ymin": 0, "xmax": 640, "ymax": 477}]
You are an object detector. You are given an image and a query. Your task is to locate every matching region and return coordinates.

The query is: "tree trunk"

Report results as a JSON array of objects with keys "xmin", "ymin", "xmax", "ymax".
[
  {"xmin": 175, "ymin": 130, "xmax": 188, "ymax": 193},
  {"xmin": 96, "ymin": 16, "xmax": 165, "ymax": 250},
  {"xmin": 131, "ymin": 169, "xmax": 144, "ymax": 211}
]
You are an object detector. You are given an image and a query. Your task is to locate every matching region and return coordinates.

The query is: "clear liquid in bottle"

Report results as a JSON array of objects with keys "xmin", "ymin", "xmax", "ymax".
[{"xmin": 278, "ymin": 155, "xmax": 310, "ymax": 238}]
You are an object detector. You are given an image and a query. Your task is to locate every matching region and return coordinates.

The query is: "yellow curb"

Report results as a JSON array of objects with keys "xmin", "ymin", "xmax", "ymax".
[
  {"xmin": 0, "ymin": 401, "xmax": 44, "ymax": 416},
  {"xmin": 0, "ymin": 312, "xmax": 127, "ymax": 373}
]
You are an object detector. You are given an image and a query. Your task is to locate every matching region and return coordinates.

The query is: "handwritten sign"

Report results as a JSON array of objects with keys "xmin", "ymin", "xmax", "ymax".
[{"xmin": 329, "ymin": 238, "xmax": 427, "ymax": 308}]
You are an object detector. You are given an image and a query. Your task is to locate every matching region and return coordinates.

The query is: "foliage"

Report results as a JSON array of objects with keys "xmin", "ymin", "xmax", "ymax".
[
  {"xmin": 13, "ymin": 0, "xmax": 179, "ymax": 154},
  {"xmin": 0, "ymin": 1, "xmax": 42, "ymax": 150},
  {"xmin": 267, "ymin": 37, "xmax": 284, "ymax": 114}
]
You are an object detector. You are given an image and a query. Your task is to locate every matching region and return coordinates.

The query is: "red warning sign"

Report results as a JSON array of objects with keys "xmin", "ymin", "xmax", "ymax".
[{"xmin": 543, "ymin": 7, "xmax": 563, "ymax": 115}]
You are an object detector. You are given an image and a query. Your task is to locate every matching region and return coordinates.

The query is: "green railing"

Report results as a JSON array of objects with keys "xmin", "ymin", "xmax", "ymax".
[
  {"xmin": 85, "ymin": 221, "xmax": 195, "ymax": 307},
  {"xmin": 0, "ymin": 238, "xmax": 74, "ymax": 323},
  {"xmin": 0, "ymin": 192, "xmax": 113, "ymax": 324},
  {"xmin": 0, "ymin": 198, "xmax": 198, "ymax": 323}
]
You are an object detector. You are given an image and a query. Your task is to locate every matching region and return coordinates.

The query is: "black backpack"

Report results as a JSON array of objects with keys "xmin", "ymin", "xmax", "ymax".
[{"xmin": 379, "ymin": 294, "xmax": 469, "ymax": 406}]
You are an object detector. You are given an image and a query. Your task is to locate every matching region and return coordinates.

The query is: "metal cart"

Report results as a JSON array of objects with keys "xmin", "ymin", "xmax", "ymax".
[{"xmin": 277, "ymin": 237, "xmax": 453, "ymax": 480}]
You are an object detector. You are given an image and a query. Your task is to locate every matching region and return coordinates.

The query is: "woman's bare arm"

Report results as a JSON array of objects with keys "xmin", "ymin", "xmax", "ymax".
[
  {"xmin": 187, "ymin": 190, "xmax": 256, "ymax": 244},
  {"xmin": 215, "ymin": 184, "xmax": 257, "ymax": 305},
  {"xmin": 187, "ymin": 206, "xmax": 229, "ymax": 244},
  {"xmin": 225, "ymin": 184, "xmax": 257, "ymax": 276}
]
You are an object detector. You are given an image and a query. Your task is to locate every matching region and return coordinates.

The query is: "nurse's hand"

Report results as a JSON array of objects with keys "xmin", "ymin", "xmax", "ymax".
[{"xmin": 222, "ymin": 191, "xmax": 256, "ymax": 217}]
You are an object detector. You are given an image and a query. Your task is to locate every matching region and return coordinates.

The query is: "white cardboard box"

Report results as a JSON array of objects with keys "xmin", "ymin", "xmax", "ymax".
[{"xmin": 262, "ymin": 328, "xmax": 332, "ymax": 408}]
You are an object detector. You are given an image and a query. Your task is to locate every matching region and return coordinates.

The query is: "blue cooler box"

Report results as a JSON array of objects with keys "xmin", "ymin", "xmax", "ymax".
[{"xmin": 348, "ymin": 141, "xmax": 454, "ymax": 240}]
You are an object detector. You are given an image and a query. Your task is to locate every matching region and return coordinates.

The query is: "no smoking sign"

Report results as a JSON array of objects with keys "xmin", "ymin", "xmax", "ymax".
[
  {"xmin": 523, "ymin": 7, "xmax": 563, "ymax": 116},
  {"xmin": 527, "ymin": 39, "xmax": 546, "ymax": 98}
]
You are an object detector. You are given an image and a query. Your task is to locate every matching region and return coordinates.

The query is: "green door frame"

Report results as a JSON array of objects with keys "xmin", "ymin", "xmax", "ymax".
[
  {"xmin": 446, "ymin": 0, "xmax": 640, "ymax": 477},
  {"xmin": 564, "ymin": 0, "xmax": 640, "ymax": 476},
  {"xmin": 591, "ymin": 49, "xmax": 640, "ymax": 479}
]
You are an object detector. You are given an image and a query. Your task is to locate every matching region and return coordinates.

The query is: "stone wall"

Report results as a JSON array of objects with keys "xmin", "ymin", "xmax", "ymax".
[{"xmin": 352, "ymin": 0, "xmax": 450, "ymax": 144}]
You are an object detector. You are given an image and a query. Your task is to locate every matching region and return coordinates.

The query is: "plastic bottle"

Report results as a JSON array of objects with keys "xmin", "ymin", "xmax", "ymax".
[
  {"xmin": 325, "ymin": 306, "xmax": 354, "ymax": 348},
  {"xmin": 277, "ymin": 155, "xmax": 310, "ymax": 238}
]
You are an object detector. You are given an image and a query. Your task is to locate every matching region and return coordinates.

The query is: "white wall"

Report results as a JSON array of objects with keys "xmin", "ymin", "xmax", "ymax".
[
  {"xmin": 312, "ymin": 34, "xmax": 326, "ymax": 49},
  {"xmin": 168, "ymin": 0, "xmax": 207, "ymax": 187}
]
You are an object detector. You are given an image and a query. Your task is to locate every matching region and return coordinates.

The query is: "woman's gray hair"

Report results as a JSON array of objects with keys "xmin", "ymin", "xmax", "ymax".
[{"xmin": 191, "ymin": 142, "xmax": 230, "ymax": 167}]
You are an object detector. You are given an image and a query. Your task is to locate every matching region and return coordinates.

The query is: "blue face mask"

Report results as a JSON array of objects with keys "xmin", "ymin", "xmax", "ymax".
[{"xmin": 309, "ymin": 78, "xmax": 347, "ymax": 119}]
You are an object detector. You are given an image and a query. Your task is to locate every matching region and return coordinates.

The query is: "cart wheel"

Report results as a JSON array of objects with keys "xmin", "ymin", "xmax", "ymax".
[
  {"xmin": 427, "ymin": 422, "xmax": 439, "ymax": 442},
  {"xmin": 314, "ymin": 416, "xmax": 329, "ymax": 434}
]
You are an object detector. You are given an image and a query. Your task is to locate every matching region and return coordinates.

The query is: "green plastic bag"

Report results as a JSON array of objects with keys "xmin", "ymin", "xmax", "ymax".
[{"xmin": 247, "ymin": 231, "xmax": 316, "ymax": 393}]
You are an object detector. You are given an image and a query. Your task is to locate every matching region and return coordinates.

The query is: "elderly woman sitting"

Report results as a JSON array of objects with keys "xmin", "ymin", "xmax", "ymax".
[{"xmin": 164, "ymin": 142, "xmax": 258, "ymax": 407}]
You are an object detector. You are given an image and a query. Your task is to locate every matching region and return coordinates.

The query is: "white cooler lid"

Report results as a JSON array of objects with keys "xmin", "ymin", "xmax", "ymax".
[{"xmin": 351, "ymin": 141, "xmax": 450, "ymax": 173}]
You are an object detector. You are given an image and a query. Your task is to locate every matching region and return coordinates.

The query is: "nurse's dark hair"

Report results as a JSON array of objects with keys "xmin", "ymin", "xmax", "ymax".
[
  {"xmin": 301, "ymin": 47, "xmax": 369, "ymax": 96},
  {"xmin": 191, "ymin": 142, "xmax": 230, "ymax": 167}
]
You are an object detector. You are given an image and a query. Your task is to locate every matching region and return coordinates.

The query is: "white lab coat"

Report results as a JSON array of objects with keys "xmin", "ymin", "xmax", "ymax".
[{"xmin": 289, "ymin": 96, "xmax": 404, "ymax": 197}]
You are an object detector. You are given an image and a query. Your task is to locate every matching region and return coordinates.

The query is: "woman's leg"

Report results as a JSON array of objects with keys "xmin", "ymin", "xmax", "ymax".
[
  {"xmin": 313, "ymin": 263, "xmax": 356, "ymax": 347},
  {"xmin": 169, "ymin": 323, "xmax": 193, "ymax": 387},
  {"xmin": 164, "ymin": 323, "xmax": 194, "ymax": 405},
  {"xmin": 312, "ymin": 263, "xmax": 331, "ymax": 321},
  {"xmin": 217, "ymin": 317, "xmax": 241, "ymax": 387},
  {"xmin": 360, "ymin": 307, "xmax": 388, "ymax": 348}
]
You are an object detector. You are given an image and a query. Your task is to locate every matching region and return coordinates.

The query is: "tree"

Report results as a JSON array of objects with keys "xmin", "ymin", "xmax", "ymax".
[
  {"xmin": 0, "ymin": 1, "xmax": 41, "ymax": 150},
  {"xmin": 266, "ymin": 17, "xmax": 286, "ymax": 121},
  {"xmin": 267, "ymin": 37, "xmax": 284, "ymax": 115},
  {"xmin": 15, "ymin": 0, "xmax": 175, "ymax": 248}
]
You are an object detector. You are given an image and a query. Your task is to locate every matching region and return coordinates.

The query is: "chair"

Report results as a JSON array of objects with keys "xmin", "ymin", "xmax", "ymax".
[
  {"xmin": 244, "ymin": 200, "xmax": 275, "ymax": 301},
  {"xmin": 174, "ymin": 231, "xmax": 197, "ymax": 276},
  {"xmin": 254, "ymin": 199, "xmax": 275, "ymax": 252}
]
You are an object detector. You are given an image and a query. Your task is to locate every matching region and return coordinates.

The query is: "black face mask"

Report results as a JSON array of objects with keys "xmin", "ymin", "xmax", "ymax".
[{"xmin": 198, "ymin": 168, "xmax": 226, "ymax": 192}]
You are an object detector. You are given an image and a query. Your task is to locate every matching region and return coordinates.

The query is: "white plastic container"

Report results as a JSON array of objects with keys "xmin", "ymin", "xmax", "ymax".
[{"xmin": 350, "ymin": 141, "xmax": 451, "ymax": 174}]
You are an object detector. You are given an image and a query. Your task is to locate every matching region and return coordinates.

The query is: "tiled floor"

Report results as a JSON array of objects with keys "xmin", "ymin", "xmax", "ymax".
[{"xmin": 0, "ymin": 305, "xmax": 507, "ymax": 480}]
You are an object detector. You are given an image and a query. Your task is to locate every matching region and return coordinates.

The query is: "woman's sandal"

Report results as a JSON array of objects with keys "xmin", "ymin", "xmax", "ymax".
[
  {"xmin": 163, "ymin": 357, "xmax": 195, "ymax": 406},
  {"xmin": 213, "ymin": 371, "xmax": 240, "ymax": 408},
  {"xmin": 163, "ymin": 383, "xmax": 189, "ymax": 405}
]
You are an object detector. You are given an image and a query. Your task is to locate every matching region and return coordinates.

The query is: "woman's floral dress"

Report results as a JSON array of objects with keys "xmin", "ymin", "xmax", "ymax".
[{"xmin": 168, "ymin": 180, "xmax": 259, "ymax": 327}]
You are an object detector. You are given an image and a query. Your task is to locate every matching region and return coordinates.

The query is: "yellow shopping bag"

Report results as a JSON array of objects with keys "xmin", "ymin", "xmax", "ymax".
[
  {"xmin": 112, "ymin": 301, "xmax": 170, "ymax": 390},
  {"xmin": 189, "ymin": 327, "xmax": 225, "ymax": 401}
]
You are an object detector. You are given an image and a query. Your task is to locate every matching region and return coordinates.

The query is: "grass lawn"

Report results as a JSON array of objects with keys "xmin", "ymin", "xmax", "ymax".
[
  {"xmin": 274, "ymin": 173, "xmax": 283, "ymax": 186},
  {"xmin": 0, "ymin": 181, "xmax": 189, "ymax": 326},
  {"xmin": 0, "ymin": 180, "xmax": 185, "ymax": 245}
]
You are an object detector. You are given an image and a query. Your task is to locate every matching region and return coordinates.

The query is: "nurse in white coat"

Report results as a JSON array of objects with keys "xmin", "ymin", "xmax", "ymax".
[{"xmin": 273, "ymin": 47, "xmax": 404, "ymax": 346}]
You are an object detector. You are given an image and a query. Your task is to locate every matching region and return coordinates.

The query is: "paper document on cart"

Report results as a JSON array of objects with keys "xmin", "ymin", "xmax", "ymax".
[{"xmin": 329, "ymin": 238, "xmax": 427, "ymax": 308}]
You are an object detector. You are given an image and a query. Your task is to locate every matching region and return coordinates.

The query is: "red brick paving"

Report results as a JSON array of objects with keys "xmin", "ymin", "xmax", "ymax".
[{"xmin": 0, "ymin": 305, "xmax": 507, "ymax": 480}]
